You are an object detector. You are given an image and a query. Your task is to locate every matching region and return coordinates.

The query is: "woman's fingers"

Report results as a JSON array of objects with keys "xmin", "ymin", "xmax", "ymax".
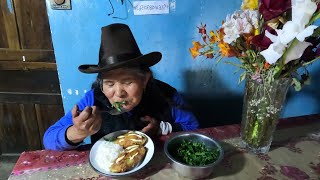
[
  {"xmin": 71, "ymin": 105, "xmax": 79, "ymax": 118},
  {"xmin": 80, "ymin": 106, "xmax": 102, "ymax": 132},
  {"xmin": 78, "ymin": 106, "xmax": 92, "ymax": 120},
  {"xmin": 91, "ymin": 106, "xmax": 99, "ymax": 114},
  {"xmin": 140, "ymin": 115, "xmax": 160, "ymax": 136},
  {"xmin": 72, "ymin": 105, "xmax": 102, "ymax": 136},
  {"xmin": 140, "ymin": 115, "xmax": 152, "ymax": 122},
  {"xmin": 141, "ymin": 125, "xmax": 151, "ymax": 133}
]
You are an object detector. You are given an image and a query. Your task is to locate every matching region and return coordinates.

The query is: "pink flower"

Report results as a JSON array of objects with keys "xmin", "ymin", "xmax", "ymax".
[{"xmin": 251, "ymin": 71, "xmax": 262, "ymax": 83}]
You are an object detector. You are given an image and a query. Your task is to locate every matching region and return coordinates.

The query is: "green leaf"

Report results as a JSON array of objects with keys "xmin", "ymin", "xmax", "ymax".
[
  {"xmin": 239, "ymin": 72, "xmax": 246, "ymax": 84},
  {"xmin": 224, "ymin": 61, "xmax": 246, "ymax": 69},
  {"xmin": 308, "ymin": 10, "xmax": 320, "ymax": 25},
  {"xmin": 292, "ymin": 78, "xmax": 302, "ymax": 91},
  {"xmin": 233, "ymin": 68, "xmax": 241, "ymax": 74},
  {"xmin": 273, "ymin": 65, "xmax": 282, "ymax": 79},
  {"xmin": 215, "ymin": 56, "xmax": 223, "ymax": 65},
  {"xmin": 311, "ymin": 27, "xmax": 320, "ymax": 37}
]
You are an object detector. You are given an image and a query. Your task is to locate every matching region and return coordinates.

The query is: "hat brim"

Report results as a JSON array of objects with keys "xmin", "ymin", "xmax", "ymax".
[{"xmin": 78, "ymin": 52, "xmax": 162, "ymax": 74}]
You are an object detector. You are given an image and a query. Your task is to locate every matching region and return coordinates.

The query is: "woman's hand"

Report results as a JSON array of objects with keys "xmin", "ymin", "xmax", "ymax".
[
  {"xmin": 140, "ymin": 115, "xmax": 160, "ymax": 137},
  {"xmin": 66, "ymin": 105, "xmax": 102, "ymax": 144}
]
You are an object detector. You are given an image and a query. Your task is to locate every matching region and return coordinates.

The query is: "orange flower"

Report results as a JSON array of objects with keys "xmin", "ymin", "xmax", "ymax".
[
  {"xmin": 217, "ymin": 28, "xmax": 225, "ymax": 42},
  {"xmin": 209, "ymin": 31, "xmax": 218, "ymax": 44},
  {"xmin": 218, "ymin": 42, "xmax": 236, "ymax": 57},
  {"xmin": 192, "ymin": 41, "xmax": 203, "ymax": 51},
  {"xmin": 264, "ymin": 61, "xmax": 271, "ymax": 70},
  {"xmin": 243, "ymin": 33, "xmax": 254, "ymax": 45},
  {"xmin": 189, "ymin": 41, "xmax": 203, "ymax": 59},
  {"xmin": 189, "ymin": 47, "xmax": 200, "ymax": 59}
]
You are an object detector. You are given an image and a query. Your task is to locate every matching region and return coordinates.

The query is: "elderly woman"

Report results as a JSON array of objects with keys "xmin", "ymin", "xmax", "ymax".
[{"xmin": 43, "ymin": 23, "xmax": 199, "ymax": 151}]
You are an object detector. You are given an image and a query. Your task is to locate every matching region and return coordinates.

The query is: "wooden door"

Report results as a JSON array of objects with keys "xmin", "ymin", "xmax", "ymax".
[{"xmin": 0, "ymin": 0, "xmax": 64, "ymax": 154}]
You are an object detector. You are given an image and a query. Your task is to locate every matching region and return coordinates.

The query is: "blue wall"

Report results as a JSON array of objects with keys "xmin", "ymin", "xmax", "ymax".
[{"xmin": 45, "ymin": 0, "xmax": 320, "ymax": 127}]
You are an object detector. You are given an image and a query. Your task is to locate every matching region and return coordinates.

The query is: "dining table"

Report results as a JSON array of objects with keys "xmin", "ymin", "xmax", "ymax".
[{"xmin": 8, "ymin": 114, "xmax": 320, "ymax": 180}]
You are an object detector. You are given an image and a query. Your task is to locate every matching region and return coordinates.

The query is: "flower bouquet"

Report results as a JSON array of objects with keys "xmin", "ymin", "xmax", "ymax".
[{"xmin": 190, "ymin": 0, "xmax": 319, "ymax": 153}]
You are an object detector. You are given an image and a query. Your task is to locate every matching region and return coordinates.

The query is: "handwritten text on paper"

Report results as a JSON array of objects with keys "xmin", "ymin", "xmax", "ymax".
[{"xmin": 133, "ymin": 0, "xmax": 169, "ymax": 15}]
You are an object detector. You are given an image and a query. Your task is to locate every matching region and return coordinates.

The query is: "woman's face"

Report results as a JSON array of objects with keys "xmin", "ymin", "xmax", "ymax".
[{"xmin": 100, "ymin": 68, "xmax": 149, "ymax": 112}]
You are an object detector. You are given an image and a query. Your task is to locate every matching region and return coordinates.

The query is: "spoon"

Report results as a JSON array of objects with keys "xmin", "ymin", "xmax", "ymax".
[{"xmin": 76, "ymin": 106, "xmax": 126, "ymax": 116}]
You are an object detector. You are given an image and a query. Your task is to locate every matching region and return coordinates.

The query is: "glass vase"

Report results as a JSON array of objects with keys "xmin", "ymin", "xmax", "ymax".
[{"xmin": 240, "ymin": 77, "xmax": 291, "ymax": 154}]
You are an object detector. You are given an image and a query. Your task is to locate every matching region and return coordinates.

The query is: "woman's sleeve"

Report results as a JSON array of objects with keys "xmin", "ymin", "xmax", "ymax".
[
  {"xmin": 171, "ymin": 92, "xmax": 199, "ymax": 131},
  {"xmin": 43, "ymin": 90, "xmax": 95, "ymax": 150}
]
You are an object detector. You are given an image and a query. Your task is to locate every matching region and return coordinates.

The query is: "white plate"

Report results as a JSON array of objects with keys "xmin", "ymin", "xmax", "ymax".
[{"xmin": 89, "ymin": 130, "xmax": 154, "ymax": 177}]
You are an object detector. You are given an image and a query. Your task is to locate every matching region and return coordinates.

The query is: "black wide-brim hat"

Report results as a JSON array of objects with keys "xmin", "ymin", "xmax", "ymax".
[{"xmin": 79, "ymin": 23, "xmax": 162, "ymax": 73}]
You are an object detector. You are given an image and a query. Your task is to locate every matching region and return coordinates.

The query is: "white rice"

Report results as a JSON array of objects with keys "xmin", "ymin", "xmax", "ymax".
[{"xmin": 95, "ymin": 141, "xmax": 124, "ymax": 172}]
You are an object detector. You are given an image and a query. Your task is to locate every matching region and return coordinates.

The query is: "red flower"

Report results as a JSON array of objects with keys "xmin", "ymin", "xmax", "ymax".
[
  {"xmin": 206, "ymin": 53, "xmax": 214, "ymax": 59},
  {"xmin": 301, "ymin": 36, "xmax": 320, "ymax": 62},
  {"xmin": 259, "ymin": 0, "xmax": 291, "ymax": 21},
  {"xmin": 251, "ymin": 25, "xmax": 277, "ymax": 50},
  {"xmin": 197, "ymin": 24, "xmax": 207, "ymax": 35}
]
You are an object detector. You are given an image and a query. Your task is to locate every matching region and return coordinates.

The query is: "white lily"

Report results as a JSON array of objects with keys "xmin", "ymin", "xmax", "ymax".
[
  {"xmin": 296, "ymin": 25, "xmax": 318, "ymax": 42},
  {"xmin": 284, "ymin": 41, "xmax": 312, "ymax": 64},
  {"xmin": 260, "ymin": 0, "xmax": 318, "ymax": 64},
  {"xmin": 292, "ymin": 0, "xmax": 317, "ymax": 27},
  {"xmin": 260, "ymin": 42, "xmax": 286, "ymax": 64}
]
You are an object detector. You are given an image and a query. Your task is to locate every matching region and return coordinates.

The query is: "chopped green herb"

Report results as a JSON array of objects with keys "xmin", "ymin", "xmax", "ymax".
[
  {"xmin": 112, "ymin": 101, "xmax": 127, "ymax": 112},
  {"xmin": 176, "ymin": 140, "xmax": 220, "ymax": 166}
]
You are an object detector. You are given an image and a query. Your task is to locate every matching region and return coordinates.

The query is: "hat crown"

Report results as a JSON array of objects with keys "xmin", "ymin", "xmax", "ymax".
[
  {"xmin": 99, "ymin": 23, "xmax": 142, "ymax": 66},
  {"xmin": 78, "ymin": 23, "xmax": 162, "ymax": 74}
]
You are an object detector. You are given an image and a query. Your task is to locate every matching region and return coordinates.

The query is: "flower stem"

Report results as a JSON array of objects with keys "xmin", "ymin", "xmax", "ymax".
[
  {"xmin": 274, "ymin": 39, "xmax": 299, "ymax": 79},
  {"xmin": 303, "ymin": 56, "xmax": 320, "ymax": 66}
]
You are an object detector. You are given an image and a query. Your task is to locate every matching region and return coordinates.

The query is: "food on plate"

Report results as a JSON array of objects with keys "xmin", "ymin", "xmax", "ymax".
[
  {"xmin": 110, "ymin": 144, "xmax": 147, "ymax": 173},
  {"xmin": 95, "ymin": 141, "xmax": 124, "ymax": 171},
  {"xmin": 114, "ymin": 131, "xmax": 147, "ymax": 148},
  {"xmin": 91, "ymin": 130, "xmax": 151, "ymax": 175}
]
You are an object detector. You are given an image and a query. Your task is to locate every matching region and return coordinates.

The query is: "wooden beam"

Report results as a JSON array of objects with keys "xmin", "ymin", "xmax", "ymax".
[
  {"xmin": 0, "ymin": 61, "xmax": 57, "ymax": 71},
  {"xmin": 0, "ymin": 70, "xmax": 61, "ymax": 94},
  {"xmin": 0, "ymin": 49, "xmax": 55, "ymax": 62},
  {"xmin": 0, "ymin": 93, "xmax": 62, "ymax": 104}
]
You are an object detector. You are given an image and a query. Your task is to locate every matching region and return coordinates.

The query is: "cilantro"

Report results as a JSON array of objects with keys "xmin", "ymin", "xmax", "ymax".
[
  {"xmin": 176, "ymin": 140, "xmax": 220, "ymax": 166},
  {"xmin": 111, "ymin": 101, "xmax": 127, "ymax": 112}
]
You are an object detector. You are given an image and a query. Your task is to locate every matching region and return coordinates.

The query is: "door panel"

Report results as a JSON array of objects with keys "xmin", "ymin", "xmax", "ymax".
[
  {"xmin": 0, "ymin": 0, "xmax": 64, "ymax": 154},
  {"xmin": 0, "ymin": 104, "xmax": 39, "ymax": 152},
  {"xmin": 35, "ymin": 104, "xmax": 65, "ymax": 149},
  {"xmin": 13, "ymin": 0, "xmax": 53, "ymax": 49},
  {"xmin": 0, "ymin": 0, "xmax": 20, "ymax": 49}
]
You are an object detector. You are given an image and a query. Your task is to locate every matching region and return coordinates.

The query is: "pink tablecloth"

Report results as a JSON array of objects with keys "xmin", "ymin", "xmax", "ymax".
[{"xmin": 9, "ymin": 114, "xmax": 320, "ymax": 180}]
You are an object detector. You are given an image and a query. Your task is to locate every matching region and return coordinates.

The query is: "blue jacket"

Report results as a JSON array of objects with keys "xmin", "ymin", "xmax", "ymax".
[{"xmin": 43, "ymin": 79, "xmax": 199, "ymax": 150}]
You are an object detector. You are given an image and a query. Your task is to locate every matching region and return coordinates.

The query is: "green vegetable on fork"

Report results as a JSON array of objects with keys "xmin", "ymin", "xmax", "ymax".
[{"xmin": 111, "ymin": 101, "xmax": 127, "ymax": 112}]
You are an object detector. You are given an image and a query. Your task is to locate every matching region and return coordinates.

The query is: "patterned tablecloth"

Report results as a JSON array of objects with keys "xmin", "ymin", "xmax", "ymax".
[{"xmin": 8, "ymin": 114, "xmax": 320, "ymax": 180}]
